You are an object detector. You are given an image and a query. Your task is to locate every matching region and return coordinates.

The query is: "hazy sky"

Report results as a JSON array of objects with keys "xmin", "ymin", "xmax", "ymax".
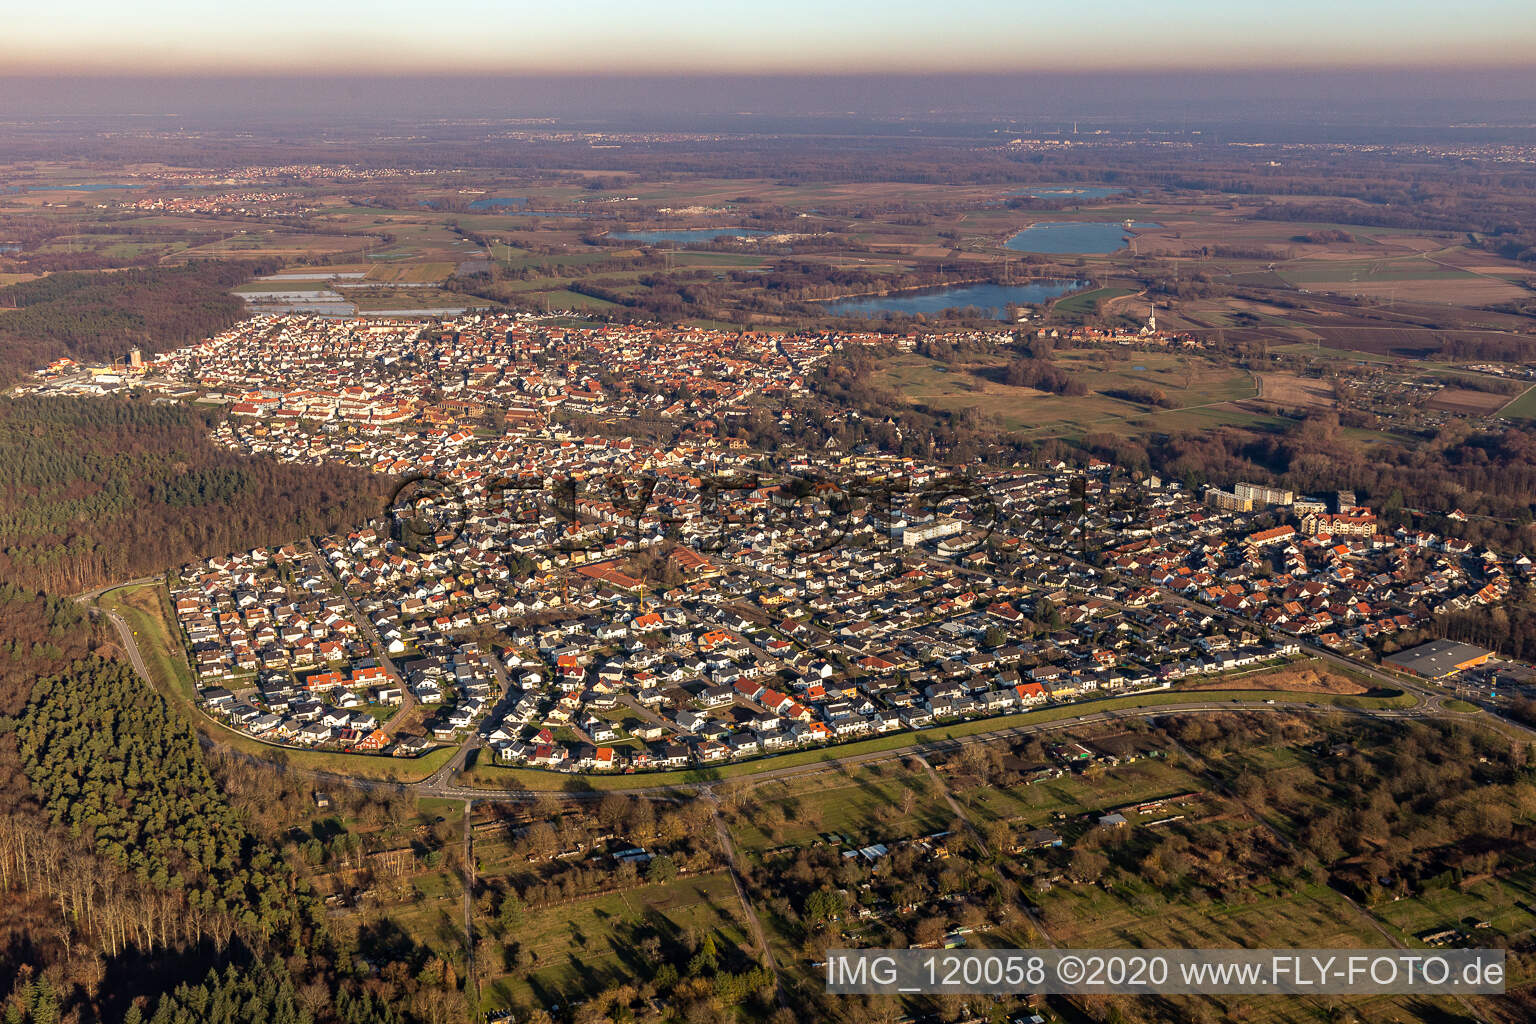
[{"xmin": 9, "ymin": 0, "xmax": 1536, "ymax": 74}]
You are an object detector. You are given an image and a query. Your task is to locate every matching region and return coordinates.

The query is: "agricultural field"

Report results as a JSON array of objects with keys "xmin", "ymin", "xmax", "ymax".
[
  {"xmin": 1050, "ymin": 284, "xmax": 1137, "ymax": 319},
  {"xmin": 870, "ymin": 348, "xmax": 1259, "ymax": 439},
  {"xmin": 233, "ymin": 277, "xmax": 337, "ymax": 294},
  {"xmin": 720, "ymin": 758, "xmax": 955, "ymax": 853},
  {"xmin": 1498, "ymin": 385, "xmax": 1536, "ymax": 421},
  {"xmin": 478, "ymin": 871, "xmax": 750, "ymax": 1013},
  {"xmin": 363, "ymin": 260, "xmax": 457, "ymax": 283},
  {"xmin": 8, "ymin": 165, "xmax": 1534, "ymax": 368},
  {"xmin": 1256, "ymin": 371, "xmax": 1338, "ymax": 412},
  {"xmin": 171, "ymin": 230, "xmax": 382, "ymax": 261},
  {"xmin": 1426, "ymin": 387, "xmax": 1513, "ymax": 415}
]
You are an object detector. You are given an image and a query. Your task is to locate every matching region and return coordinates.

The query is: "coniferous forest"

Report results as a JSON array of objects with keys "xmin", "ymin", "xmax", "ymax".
[
  {"xmin": 0, "ymin": 396, "xmax": 390, "ymax": 592},
  {"xmin": 0, "ymin": 592, "xmax": 422, "ymax": 1024},
  {"xmin": 0, "ymin": 382, "xmax": 407, "ymax": 1021}
]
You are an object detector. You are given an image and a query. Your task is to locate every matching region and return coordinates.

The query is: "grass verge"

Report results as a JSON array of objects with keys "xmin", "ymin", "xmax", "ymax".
[{"xmin": 468, "ymin": 685, "xmax": 1415, "ymax": 792}]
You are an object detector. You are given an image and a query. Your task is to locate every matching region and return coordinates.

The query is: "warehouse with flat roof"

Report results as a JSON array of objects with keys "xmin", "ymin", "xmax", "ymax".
[{"xmin": 1383, "ymin": 640, "xmax": 1492, "ymax": 678}]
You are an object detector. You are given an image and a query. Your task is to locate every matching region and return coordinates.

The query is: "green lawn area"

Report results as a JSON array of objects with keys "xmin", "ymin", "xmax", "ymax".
[
  {"xmin": 1052, "ymin": 286, "xmax": 1135, "ymax": 317},
  {"xmin": 872, "ymin": 349, "xmax": 1258, "ymax": 439},
  {"xmin": 233, "ymin": 278, "xmax": 336, "ymax": 294},
  {"xmin": 1021, "ymin": 879, "xmax": 1470, "ymax": 1023},
  {"xmin": 724, "ymin": 760, "xmax": 953, "ymax": 852},
  {"xmin": 478, "ymin": 871, "xmax": 749, "ymax": 1013},
  {"xmin": 348, "ymin": 288, "xmax": 484, "ymax": 311},
  {"xmin": 1040, "ymin": 878, "xmax": 1379, "ymax": 948},
  {"xmin": 1498, "ymin": 384, "xmax": 1536, "ymax": 420},
  {"xmin": 541, "ymin": 289, "xmax": 621, "ymax": 310},
  {"xmin": 470, "ymin": 682, "xmax": 1416, "ymax": 792},
  {"xmin": 672, "ymin": 252, "xmax": 770, "ymax": 268},
  {"xmin": 373, "ymin": 878, "xmax": 466, "ymax": 955},
  {"xmin": 1373, "ymin": 867, "xmax": 1536, "ymax": 953},
  {"xmin": 958, "ymin": 757, "xmax": 1203, "ymax": 825},
  {"xmin": 99, "ymin": 581, "xmax": 197, "ymax": 701}
]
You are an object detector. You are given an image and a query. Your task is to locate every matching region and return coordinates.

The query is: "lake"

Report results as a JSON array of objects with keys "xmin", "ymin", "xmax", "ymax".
[
  {"xmin": 1004, "ymin": 221, "xmax": 1161, "ymax": 254},
  {"xmin": 608, "ymin": 228, "xmax": 768, "ymax": 244},
  {"xmin": 467, "ymin": 196, "xmax": 527, "ymax": 210},
  {"xmin": 818, "ymin": 280, "xmax": 1084, "ymax": 319},
  {"xmin": 1012, "ymin": 185, "xmax": 1127, "ymax": 200}
]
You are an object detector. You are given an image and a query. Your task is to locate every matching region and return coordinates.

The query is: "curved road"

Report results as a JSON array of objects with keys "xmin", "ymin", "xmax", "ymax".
[{"xmin": 100, "ymin": 605, "xmax": 154, "ymax": 681}]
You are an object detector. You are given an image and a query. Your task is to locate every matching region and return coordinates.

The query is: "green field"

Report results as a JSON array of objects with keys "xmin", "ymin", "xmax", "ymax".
[
  {"xmin": 958, "ymin": 756, "xmax": 1203, "ymax": 825},
  {"xmin": 470, "ymin": 682, "xmax": 1417, "ymax": 792},
  {"xmin": 99, "ymin": 581, "xmax": 198, "ymax": 701},
  {"xmin": 477, "ymin": 871, "xmax": 749, "ymax": 1012},
  {"xmin": 1373, "ymin": 866, "xmax": 1536, "ymax": 953},
  {"xmin": 233, "ymin": 278, "xmax": 336, "ymax": 294},
  {"xmin": 871, "ymin": 349, "xmax": 1259, "ymax": 437},
  {"xmin": 1051, "ymin": 285, "xmax": 1136, "ymax": 317},
  {"xmin": 1498, "ymin": 384, "xmax": 1536, "ymax": 420},
  {"xmin": 723, "ymin": 760, "xmax": 953, "ymax": 852}
]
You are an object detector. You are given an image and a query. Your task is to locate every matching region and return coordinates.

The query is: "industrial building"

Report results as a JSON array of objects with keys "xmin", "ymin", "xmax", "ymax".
[{"xmin": 1383, "ymin": 640, "xmax": 1493, "ymax": 678}]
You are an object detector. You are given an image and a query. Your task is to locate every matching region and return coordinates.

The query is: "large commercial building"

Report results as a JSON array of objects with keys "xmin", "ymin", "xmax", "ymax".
[{"xmin": 1383, "ymin": 640, "xmax": 1493, "ymax": 678}]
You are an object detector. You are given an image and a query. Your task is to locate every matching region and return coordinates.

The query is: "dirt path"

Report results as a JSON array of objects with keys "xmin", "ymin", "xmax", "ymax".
[
  {"xmin": 705, "ymin": 791, "xmax": 786, "ymax": 1008},
  {"xmin": 913, "ymin": 753, "xmax": 1059, "ymax": 948},
  {"xmin": 463, "ymin": 799, "xmax": 479, "ymax": 1021}
]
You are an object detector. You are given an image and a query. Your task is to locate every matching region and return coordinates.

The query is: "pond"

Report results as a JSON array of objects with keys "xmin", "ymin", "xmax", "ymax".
[{"xmin": 1004, "ymin": 221, "xmax": 1161, "ymax": 254}]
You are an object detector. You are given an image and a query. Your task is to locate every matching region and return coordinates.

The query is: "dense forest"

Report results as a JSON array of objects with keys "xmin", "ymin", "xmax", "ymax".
[
  {"xmin": 19, "ymin": 659, "xmax": 313, "ymax": 948},
  {"xmin": 0, "ymin": 396, "xmax": 390, "ymax": 592},
  {"xmin": 0, "ymin": 588, "xmax": 464, "ymax": 1024},
  {"xmin": 0, "ymin": 263, "xmax": 273, "ymax": 385}
]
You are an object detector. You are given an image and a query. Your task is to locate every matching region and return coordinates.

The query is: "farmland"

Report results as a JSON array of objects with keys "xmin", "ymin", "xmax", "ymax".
[{"xmin": 870, "ymin": 348, "xmax": 1259, "ymax": 439}]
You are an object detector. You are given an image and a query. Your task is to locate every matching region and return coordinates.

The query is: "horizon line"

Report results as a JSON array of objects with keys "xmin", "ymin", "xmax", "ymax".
[{"xmin": 5, "ymin": 62, "xmax": 1536, "ymax": 79}]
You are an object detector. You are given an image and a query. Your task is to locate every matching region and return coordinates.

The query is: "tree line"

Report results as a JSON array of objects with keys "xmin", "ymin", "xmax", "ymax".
[
  {"xmin": 0, "ymin": 396, "xmax": 389, "ymax": 592},
  {"xmin": 0, "ymin": 262, "xmax": 275, "ymax": 385}
]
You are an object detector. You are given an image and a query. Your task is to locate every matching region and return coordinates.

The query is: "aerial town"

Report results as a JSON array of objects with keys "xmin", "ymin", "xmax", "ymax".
[
  {"xmin": 23, "ymin": 313, "xmax": 1518, "ymax": 771},
  {"xmin": 7, "ymin": 40, "xmax": 1536, "ymax": 1018}
]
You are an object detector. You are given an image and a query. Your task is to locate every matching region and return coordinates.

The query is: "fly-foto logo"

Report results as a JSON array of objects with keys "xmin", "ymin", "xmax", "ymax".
[{"xmin": 382, "ymin": 469, "xmax": 1021, "ymax": 563}]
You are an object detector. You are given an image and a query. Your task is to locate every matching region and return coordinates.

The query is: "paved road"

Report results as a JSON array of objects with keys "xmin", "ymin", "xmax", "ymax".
[
  {"xmin": 77, "ymin": 578, "xmax": 167, "ymax": 686},
  {"xmin": 305, "ymin": 538, "xmax": 417, "ymax": 730},
  {"xmin": 98, "ymin": 606, "xmax": 154, "ymax": 681},
  {"xmin": 1038, "ymin": 542, "xmax": 1536, "ymax": 744},
  {"xmin": 312, "ymin": 696, "xmax": 1450, "ymax": 804}
]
